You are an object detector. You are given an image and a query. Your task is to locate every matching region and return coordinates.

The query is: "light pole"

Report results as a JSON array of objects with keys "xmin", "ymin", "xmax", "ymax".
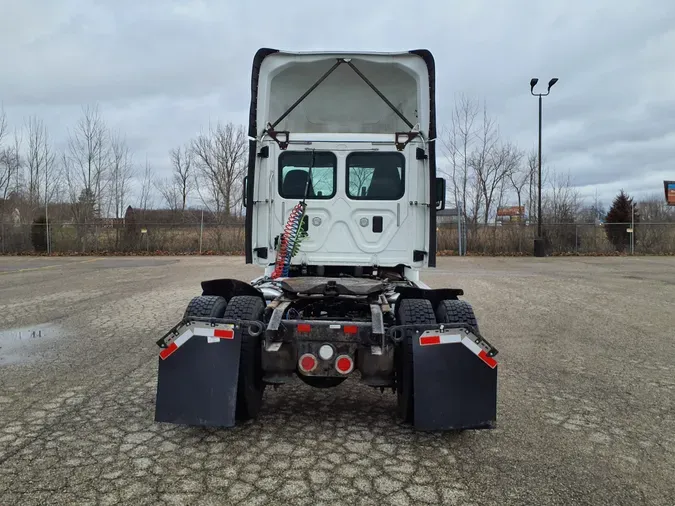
[{"xmin": 530, "ymin": 77, "xmax": 558, "ymax": 257}]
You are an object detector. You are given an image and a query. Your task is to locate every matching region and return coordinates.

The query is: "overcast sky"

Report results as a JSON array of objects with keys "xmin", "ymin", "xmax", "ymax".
[{"xmin": 2, "ymin": 0, "xmax": 674, "ymax": 209}]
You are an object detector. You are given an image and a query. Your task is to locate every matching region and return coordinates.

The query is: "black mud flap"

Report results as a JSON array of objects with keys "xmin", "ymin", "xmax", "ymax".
[
  {"xmin": 154, "ymin": 321, "xmax": 243, "ymax": 427},
  {"xmin": 412, "ymin": 329, "xmax": 498, "ymax": 430}
]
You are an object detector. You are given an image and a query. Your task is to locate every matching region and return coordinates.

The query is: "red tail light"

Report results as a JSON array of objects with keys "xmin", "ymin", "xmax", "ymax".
[
  {"xmin": 297, "ymin": 323, "xmax": 311, "ymax": 333},
  {"xmin": 335, "ymin": 355, "xmax": 354, "ymax": 374},
  {"xmin": 299, "ymin": 353, "xmax": 318, "ymax": 373},
  {"xmin": 343, "ymin": 325, "xmax": 358, "ymax": 334}
]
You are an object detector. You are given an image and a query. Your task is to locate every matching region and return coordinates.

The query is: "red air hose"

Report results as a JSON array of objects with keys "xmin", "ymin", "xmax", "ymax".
[{"xmin": 271, "ymin": 202, "xmax": 306, "ymax": 279}]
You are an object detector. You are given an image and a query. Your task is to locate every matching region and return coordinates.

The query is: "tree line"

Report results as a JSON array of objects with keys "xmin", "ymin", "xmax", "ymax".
[
  {"xmin": 440, "ymin": 93, "xmax": 674, "ymax": 232},
  {"xmin": 0, "ymin": 104, "xmax": 248, "ymax": 227},
  {"xmin": 1, "ymin": 98, "xmax": 673, "ymax": 232}
]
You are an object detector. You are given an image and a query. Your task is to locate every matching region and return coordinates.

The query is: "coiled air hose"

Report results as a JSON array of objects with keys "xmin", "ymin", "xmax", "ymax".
[
  {"xmin": 271, "ymin": 150, "xmax": 315, "ymax": 279},
  {"xmin": 271, "ymin": 201, "xmax": 308, "ymax": 279}
]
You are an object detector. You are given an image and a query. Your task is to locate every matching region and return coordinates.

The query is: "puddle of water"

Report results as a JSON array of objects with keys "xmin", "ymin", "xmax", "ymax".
[{"xmin": 0, "ymin": 323, "xmax": 62, "ymax": 366}]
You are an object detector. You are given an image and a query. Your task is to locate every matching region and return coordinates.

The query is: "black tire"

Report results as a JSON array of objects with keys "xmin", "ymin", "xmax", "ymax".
[
  {"xmin": 183, "ymin": 295, "xmax": 228, "ymax": 319},
  {"xmin": 436, "ymin": 299, "xmax": 479, "ymax": 334},
  {"xmin": 223, "ymin": 295, "xmax": 266, "ymax": 422},
  {"xmin": 395, "ymin": 298, "xmax": 436, "ymax": 424}
]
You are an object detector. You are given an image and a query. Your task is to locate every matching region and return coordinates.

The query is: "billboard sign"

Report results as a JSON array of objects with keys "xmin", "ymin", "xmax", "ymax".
[
  {"xmin": 665, "ymin": 181, "xmax": 675, "ymax": 206},
  {"xmin": 496, "ymin": 206, "xmax": 525, "ymax": 217}
]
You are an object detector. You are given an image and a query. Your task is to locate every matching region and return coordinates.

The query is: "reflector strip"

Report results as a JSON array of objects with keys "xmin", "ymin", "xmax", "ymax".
[
  {"xmin": 419, "ymin": 334, "xmax": 462, "ymax": 346},
  {"xmin": 297, "ymin": 323, "xmax": 311, "ymax": 333},
  {"xmin": 344, "ymin": 325, "xmax": 358, "ymax": 334},
  {"xmin": 478, "ymin": 349, "xmax": 498, "ymax": 369},
  {"xmin": 420, "ymin": 335, "xmax": 440, "ymax": 346},
  {"xmin": 462, "ymin": 336, "xmax": 498, "ymax": 369},
  {"xmin": 159, "ymin": 342, "xmax": 178, "ymax": 360},
  {"xmin": 159, "ymin": 328, "xmax": 193, "ymax": 360},
  {"xmin": 214, "ymin": 328, "xmax": 234, "ymax": 339},
  {"xmin": 192, "ymin": 325, "xmax": 234, "ymax": 339},
  {"xmin": 158, "ymin": 324, "xmax": 235, "ymax": 360},
  {"xmin": 417, "ymin": 331, "xmax": 497, "ymax": 369},
  {"xmin": 461, "ymin": 336, "xmax": 482, "ymax": 355}
]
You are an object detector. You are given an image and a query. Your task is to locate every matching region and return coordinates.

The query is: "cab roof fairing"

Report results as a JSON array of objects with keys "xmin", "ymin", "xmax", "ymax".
[{"xmin": 251, "ymin": 51, "xmax": 433, "ymax": 141}]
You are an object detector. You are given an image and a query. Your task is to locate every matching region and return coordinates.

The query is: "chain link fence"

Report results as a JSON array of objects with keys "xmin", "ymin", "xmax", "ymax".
[
  {"xmin": 438, "ymin": 222, "xmax": 675, "ymax": 255},
  {"xmin": 2, "ymin": 221, "xmax": 675, "ymax": 255},
  {"xmin": 1, "ymin": 222, "xmax": 246, "ymax": 255}
]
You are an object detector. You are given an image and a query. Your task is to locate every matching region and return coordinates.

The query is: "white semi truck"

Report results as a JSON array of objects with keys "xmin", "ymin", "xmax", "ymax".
[{"xmin": 154, "ymin": 48, "xmax": 499, "ymax": 430}]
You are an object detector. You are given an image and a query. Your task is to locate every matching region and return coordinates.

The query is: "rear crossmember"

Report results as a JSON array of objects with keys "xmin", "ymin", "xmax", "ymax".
[{"xmin": 156, "ymin": 317, "xmax": 498, "ymax": 369}]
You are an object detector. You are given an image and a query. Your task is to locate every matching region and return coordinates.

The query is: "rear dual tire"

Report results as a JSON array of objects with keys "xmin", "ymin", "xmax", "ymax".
[
  {"xmin": 436, "ymin": 299, "xmax": 480, "ymax": 335},
  {"xmin": 395, "ymin": 298, "xmax": 436, "ymax": 424},
  {"xmin": 183, "ymin": 295, "xmax": 227, "ymax": 319},
  {"xmin": 184, "ymin": 294, "xmax": 266, "ymax": 422}
]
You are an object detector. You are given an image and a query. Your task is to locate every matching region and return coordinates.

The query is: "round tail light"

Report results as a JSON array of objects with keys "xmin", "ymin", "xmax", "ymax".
[
  {"xmin": 299, "ymin": 353, "xmax": 318, "ymax": 373},
  {"xmin": 318, "ymin": 344, "xmax": 334, "ymax": 361},
  {"xmin": 335, "ymin": 355, "xmax": 354, "ymax": 374}
]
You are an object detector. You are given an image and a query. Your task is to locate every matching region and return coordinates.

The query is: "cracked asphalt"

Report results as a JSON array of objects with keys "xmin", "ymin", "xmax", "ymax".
[{"xmin": 0, "ymin": 255, "xmax": 673, "ymax": 505}]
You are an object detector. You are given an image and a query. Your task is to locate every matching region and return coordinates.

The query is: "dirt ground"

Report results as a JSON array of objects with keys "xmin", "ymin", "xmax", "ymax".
[{"xmin": 0, "ymin": 255, "xmax": 673, "ymax": 506}]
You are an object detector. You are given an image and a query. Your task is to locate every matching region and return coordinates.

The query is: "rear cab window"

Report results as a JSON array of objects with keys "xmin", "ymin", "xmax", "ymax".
[
  {"xmin": 278, "ymin": 151, "xmax": 337, "ymax": 199},
  {"xmin": 346, "ymin": 152, "xmax": 405, "ymax": 200}
]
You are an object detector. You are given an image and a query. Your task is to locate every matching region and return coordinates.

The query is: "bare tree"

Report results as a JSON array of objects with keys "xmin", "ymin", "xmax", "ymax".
[
  {"xmin": 442, "ymin": 94, "xmax": 479, "ymax": 222},
  {"xmin": 0, "ymin": 107, "xmax": 11, "ymax": 215},
  {"xmin": 467, "ymin": 105, "xmax": 499, "ymax": 225},
  {"xmin": 0, "ymin": 106, "xmax": 7, "ymax": 147},
  {"xmin": 542, "ymin": 169, "xmax": 581, "ymax": 223},
  {"xmin": 109, "ymin": 132, "xmax": 134, "ymax": 218},
  {"xmin": 537, "ymin": 168, "xmax": 582, "ymax": 251},
  {"xmin": 192, "ymin": 121, "xmax": 247, "ymax": 219},
  {"xmin": 138, "ymin": 158, "xmax": 154, "ymax": 211},
  {"xmin": 0, "ymin": 140, "xmax": 21, "ymax": 220},
  {"xmin": 0, "ymin": 111, "xmax": 28, "ymax": 223},
  {"xmin": 157, "ymin": 144, "xmax": 194, "ymax": 213},
  {"xmin": 525, "ymin": 150, "xmax": 537, "ymax": 224},
  {"xmin": 64, "ymin": 104, "xmax": 111, "ymax": 220},
  {"xmin": 41, "ymin": 124, "xmax": 59, "ymax": 212},
  {"xmin": 24, "ymin": 116, "xmax": 58, "ymax": 216},
  {"xmin": 577, "ymin": 189, "xmax": 606, "ymax": 224},
  {"xmin": 508, "ymin": 148, "xmax": 532, "ymax": 218},
  {"xmin": 10, "ymin": 128, "xmax": 24, "ymax": 195},
  {"xmin": 170, "ymin": 144, "xmax": 193, "ymax": 212},
  {"xmin": 477, "ymin": 141, "xmax": 521, "ymax": 224},
  {"xmin": 155, "ymin": 177, "xmax": 181, "ymax": 211},
  {"xmin": 63, "ymin": 151, "xmax": 81, "ymax": 214},
  {"xmin": 637, "ymin": 194, "xmax": 675, "ymax": 223}
]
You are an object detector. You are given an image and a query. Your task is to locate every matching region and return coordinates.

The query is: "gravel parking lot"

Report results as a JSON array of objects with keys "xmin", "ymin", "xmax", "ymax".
[{"xmin": 0, "ymin": 255, "xmax": 673, "ymax": 506}]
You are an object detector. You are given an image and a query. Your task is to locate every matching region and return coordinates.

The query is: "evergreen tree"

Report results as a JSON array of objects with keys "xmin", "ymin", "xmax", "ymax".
[
  {"xmin": 77, "ymin": 187, "xmax": 98, "ymax": 223},
  {"xmin": 31, "ymin": 215, "xmax": 48, "ymax": 252},
  {"xmin": 604, "ymin": 190, "xmax": 639, "ymax": 251}
]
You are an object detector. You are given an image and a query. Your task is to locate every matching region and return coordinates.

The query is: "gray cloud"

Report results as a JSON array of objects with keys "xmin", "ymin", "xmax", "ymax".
[{"xmin": 1, "ymin": 0, "xmax": 674, "ymax": 207}]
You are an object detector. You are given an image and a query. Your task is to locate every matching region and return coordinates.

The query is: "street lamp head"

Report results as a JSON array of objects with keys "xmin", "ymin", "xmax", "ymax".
[
  {"xmin": 548, "ymin": 78, "xmax": 559, "ymax": 90},
  {"xmin": 530, "ymin": 78, "xmax": 539, "ymax": 91}
]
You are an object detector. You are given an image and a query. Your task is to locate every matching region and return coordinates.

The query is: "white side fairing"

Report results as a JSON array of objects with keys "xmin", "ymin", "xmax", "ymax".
[{"xmin": 248, "ymin": 51, "xmax": 434, "ymax": 270}]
